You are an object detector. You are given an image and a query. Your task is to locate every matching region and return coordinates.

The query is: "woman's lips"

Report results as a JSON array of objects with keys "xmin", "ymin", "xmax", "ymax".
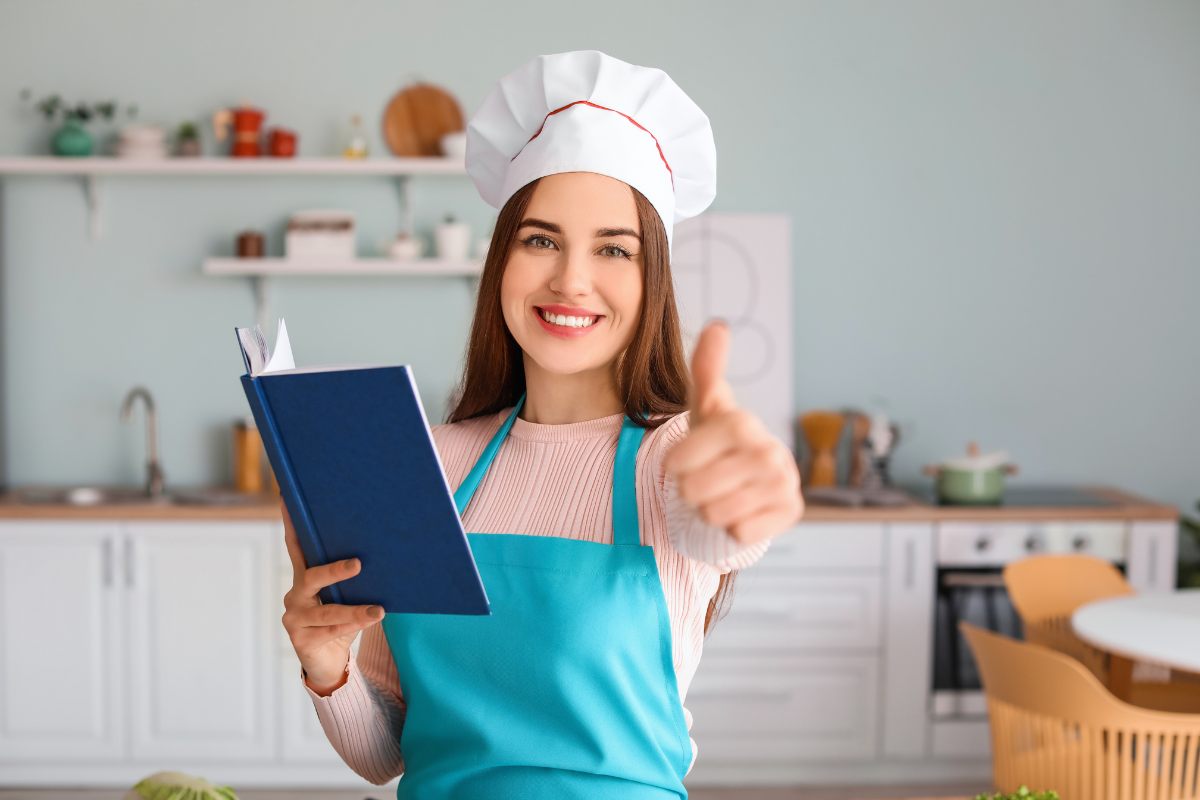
[{"xmin": 533, "ymin": 306, "xmax": 603, "ymax": 339}]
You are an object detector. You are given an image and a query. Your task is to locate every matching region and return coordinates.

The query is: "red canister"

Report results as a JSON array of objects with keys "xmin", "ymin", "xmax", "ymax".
[
  {"xmin": 213, "ymin": 106, "xmax": 266, "ymax": 157},
  {"xmin": 267, "ymin": 127, "xmax": 297, "ymax": 157}
]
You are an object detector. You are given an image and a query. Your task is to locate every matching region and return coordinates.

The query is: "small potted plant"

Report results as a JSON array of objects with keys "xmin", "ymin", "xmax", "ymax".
[
  {"xmin": 19, "ymin": 88, "xmax": 138, "ymax": 157},
  {"xmin": 175, "ymin": 121, "xmax": 201, "ymax": 157},
  {"xmin": 974, "ymin": 787, "xmax": 1059, "ymax": 800}
]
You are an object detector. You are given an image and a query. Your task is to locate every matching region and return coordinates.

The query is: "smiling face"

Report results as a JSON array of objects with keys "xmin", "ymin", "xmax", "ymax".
[{"xmin": 500, "ymin": 171, "xmax": 644, "ymax": 381}]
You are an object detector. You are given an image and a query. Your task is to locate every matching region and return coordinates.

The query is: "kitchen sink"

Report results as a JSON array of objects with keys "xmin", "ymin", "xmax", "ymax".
[{"xmin": 14, "ymin": 485, "xmax": 263, "ymax": 507}]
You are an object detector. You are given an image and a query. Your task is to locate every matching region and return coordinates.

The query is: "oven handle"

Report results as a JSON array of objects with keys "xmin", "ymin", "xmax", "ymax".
[{"xmin": 940, "ymin": 571, "xmax": 1006, "ymax": 589}]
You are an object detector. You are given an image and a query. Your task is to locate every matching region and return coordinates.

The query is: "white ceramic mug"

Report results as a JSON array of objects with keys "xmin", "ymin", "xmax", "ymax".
[{"xmin": 435, "ymin": 221, "xmax": 471, "ymax": 260}]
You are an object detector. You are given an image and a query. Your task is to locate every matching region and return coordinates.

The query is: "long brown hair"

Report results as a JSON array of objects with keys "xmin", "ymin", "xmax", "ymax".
[{"xmin": 445, "ymin": 176, "xmax": 737, "ymax": 636}]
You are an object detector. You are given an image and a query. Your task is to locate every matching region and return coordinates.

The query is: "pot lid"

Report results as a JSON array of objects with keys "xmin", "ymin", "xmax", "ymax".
[{"xmin": 940, "ymin": 441, "xmax": 1009, "ymax": 471}]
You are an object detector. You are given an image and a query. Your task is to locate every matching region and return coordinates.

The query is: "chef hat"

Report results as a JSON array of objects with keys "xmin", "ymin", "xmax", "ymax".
[{"xmin": 465, "ymin": 50, "xmax": 717, "ymax": 257}]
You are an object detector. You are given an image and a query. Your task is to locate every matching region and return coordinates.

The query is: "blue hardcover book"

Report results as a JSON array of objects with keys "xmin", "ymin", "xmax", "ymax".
[{"xmin": 235, "ymin": 319, "xmax": 490, "ymax": 615}]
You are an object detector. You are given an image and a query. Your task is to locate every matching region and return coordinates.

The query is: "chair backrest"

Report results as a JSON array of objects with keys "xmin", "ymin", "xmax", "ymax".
[
  {"xmin": 961, "ymin": 622, "xmax": 1200, "ymax": 800},
  {"xmin": 1003, "ymin": 553, "xmax": 1135, "ymax": 680},
  {"xmin": 1004, "ymin": 554, "xmax": 1134, "ymax": 621}
]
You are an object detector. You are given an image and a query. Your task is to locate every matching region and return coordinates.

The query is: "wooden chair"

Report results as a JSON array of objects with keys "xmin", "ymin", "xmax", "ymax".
[
  {"xmin": 1004, "ymin": 553, "xmax": 1200, "ymax": 712},
  {"xmin": 962, "ymin": 622, "xmax": 1200, "ymax": 800},
  {"xmin": 1004, "ymin": 553, "xmax": 1134, "ymax": 682}
]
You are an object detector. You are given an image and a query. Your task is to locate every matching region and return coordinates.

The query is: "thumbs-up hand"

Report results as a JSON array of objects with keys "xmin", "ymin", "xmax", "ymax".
[{"xmin": 662, "ymin": 321, "xmax": 804, "ymax": 546}]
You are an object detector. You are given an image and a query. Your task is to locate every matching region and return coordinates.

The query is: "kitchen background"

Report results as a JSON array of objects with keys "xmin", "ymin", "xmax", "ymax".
[{"xmin": 1, "ymin": 0, "xmax": 1197, "ymax": 513}]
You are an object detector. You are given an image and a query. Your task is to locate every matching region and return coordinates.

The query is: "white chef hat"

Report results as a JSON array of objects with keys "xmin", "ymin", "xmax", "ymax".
[{"xmin": 465, "ymin": 49, "xmax": 717, "ymax": 257}]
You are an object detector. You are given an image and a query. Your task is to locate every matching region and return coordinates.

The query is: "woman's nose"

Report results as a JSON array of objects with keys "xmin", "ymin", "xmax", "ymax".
[{"xmin": 547, "ymin": 248, "xmax": 593, "ymax": 296}]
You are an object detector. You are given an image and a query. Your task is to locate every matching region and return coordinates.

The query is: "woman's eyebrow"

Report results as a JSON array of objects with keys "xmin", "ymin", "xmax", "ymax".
[{"xmin": 518, "ymin": 218, "xmax": 642, "ymax": 241}]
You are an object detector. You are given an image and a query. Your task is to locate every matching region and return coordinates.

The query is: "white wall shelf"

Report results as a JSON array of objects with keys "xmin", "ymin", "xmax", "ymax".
[
  {"xmin": 203, "ymin": 257, "xmax": 482, "ymax": 277},
  {"xmin": 204, "ymin": 257, "xmax": 485, "ymax": 329},
  {"xmin": 0, "ymin": 156, "xmax": 468, "ymax": 238},
  {"xmin": 0, "ymin": 156, "xmax": 466, "ymax": 176}
]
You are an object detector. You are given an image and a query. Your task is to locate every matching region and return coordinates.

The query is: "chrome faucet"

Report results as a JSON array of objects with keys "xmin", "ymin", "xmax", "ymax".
[{"xmin": 120, "ymin": 386, "xmax": 165, "ymax": 498}]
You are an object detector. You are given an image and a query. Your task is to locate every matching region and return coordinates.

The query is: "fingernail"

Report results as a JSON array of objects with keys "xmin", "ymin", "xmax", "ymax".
[{"xmin": 369, "ymin": 605, "xmax": 383, "ymax": 616}]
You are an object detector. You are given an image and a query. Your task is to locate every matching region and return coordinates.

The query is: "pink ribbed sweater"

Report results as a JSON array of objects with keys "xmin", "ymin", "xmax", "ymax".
[{"xmin": 301, "ymin": 406, "xmax": 772, "ymax": 785}]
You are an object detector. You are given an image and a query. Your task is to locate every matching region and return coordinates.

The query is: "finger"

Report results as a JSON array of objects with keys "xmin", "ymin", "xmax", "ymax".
[
  {"xmin": 290, "ymin": 617, "xmax": 381, "ymax": 649},
  {"xmin": 310, "ymin": 619, "xmax": 382, "ymax": 641},
  {"xmin": 728, "ymin": 500, "xmax": 805, "ymax": 544},
  {"xmin": 281, "ymin": 501, "xmax": 308, "ymax": 576},
  {"xmin": 674, "ymin": 446, "xmax": 768, "ymax": 508},
  {"xmin": 697, "ymin": 467, "xmax": 797, "ymax": 530},
  {"xmin": 689, "ymin": 321, "xmax": 735, "ymax": 424},
  {"xmin": 664, "ymin": 410, "xmax": 770, "ymax": 477},
  {"xmin": 299, "ymin": 602, "xmax": 382, "ymax": 629},
  {"xmin": 301, "ymin": 557, "xmax": 362, "ymax": 597}
]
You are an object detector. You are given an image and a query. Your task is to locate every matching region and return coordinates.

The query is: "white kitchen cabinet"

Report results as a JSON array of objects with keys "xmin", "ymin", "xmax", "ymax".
[
  {"xmin": 704, "ymin": 571, "xmax": 881, "ymax": 651},
  {"xmin": 767, "ymin": 522, "xmax": 884, "ymax": 570},
  {"xmin": 687, "ymin": 651, "xmax": 880, "ymax": 762},
  {"xmin": 0, "ymin": 510, "xmax": 1176, "ymax": 787},
  {"xmin": 880, "ymin": 522, "xmax": 935, "ymax": 759},
  {"xmin": 691, "ymin": 522, "xmax": 887, "ymax": 775},
  {"xmin": 0, "ymin": 521, "xmax": 124, "ymax": 761},
  {"xmin": 1127, "ymin": 520, "xmax": 1178, "ymax": 592},
  {"xmin": 123, "ymin": 521, "xmax": 277, "ymax": 761}
]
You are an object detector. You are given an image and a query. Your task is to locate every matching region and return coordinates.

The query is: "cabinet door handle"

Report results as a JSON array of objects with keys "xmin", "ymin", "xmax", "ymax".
[
  {"xmin": 101, "ymin": 538, "xmax": 113, "ymax": 588},
  {"xmin": 1148, "ymin": 538, "xmax": 1158, "ymax": 587},
  {"xmin": 903, "ymin": 538, "xmax": 916, "ymax": 590},
  {"xmin": 124, "ymin": 538, "xmax": 135, "ymax": 589}
]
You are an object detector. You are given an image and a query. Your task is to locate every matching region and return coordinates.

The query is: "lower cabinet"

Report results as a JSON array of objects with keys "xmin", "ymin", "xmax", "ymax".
[
  {"xmin": 123, "ymin": 522, "xmax": 276, "ymax": 761},
  {"xmin": 0, "ymin": 522, "xmax": 125, "ymax": 761},
  {"xmin": 0, "ymin": 515, "xmax": 1006, "ymax": 785},
  {"xmin": 0, "ymin": 520, "xmax": 286, "ymax": 776},
  {"xmin": 688, "ymin": 651, "xmax": 880, "ymax": 762},
  {"xmin": 687, "ymin": 522, "xmax": 892, "ymax": 778}
]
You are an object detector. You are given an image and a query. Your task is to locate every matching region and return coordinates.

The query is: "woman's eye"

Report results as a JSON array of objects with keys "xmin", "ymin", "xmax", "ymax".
[
  {"xmin": 523, "ymin": 234, "xmax": 555, "ymax": 249},
  {"xmin": 521, "ymin": 235, "xmax": 630, "ymax": 259},
  {"xmin": 601, "ymin": 244, "xmax": 632, "ymax": 259}
]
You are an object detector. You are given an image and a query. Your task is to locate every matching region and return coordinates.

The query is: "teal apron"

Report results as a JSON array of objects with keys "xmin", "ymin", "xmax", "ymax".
[{"xmin": 382, "ymin": 394, "xmax": 692, "ymax": 799}]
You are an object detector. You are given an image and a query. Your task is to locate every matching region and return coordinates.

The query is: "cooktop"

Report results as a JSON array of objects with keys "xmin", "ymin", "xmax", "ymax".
[{"xmin": 903, "ymin": 485, "xmax": 1118, "ymax": 508}]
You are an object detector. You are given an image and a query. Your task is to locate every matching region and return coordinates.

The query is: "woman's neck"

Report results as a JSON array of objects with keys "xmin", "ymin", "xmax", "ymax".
[{"xmin": 520, "ymin": 356, "xmax": 622, "ymax": 424}]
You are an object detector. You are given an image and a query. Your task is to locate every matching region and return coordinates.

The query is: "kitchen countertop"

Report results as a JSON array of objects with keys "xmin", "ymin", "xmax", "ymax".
[
  {"xmin": 0, "ymin": 485, "xmax": 1177, "ymax": 522},
  {"xmin": 0, "ymin": 487, "xmax": 286, "ymax": 520},
  {"xmin": 800, "ymin": 485, "xmax": 1178, "ymax": 522}
]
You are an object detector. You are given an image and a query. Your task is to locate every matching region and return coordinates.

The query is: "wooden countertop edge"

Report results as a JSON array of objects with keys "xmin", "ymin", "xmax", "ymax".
[
  {"xmin": 800, "ymin": 485, "xmax": 1178, "ymax": 522},
  {"xmin": 0, "ymin": 490, "xmax": 286, "ymax": 520},
  {"xmin": 0, "ymin": 485, "xmax": 1179, "ymax": 522}
]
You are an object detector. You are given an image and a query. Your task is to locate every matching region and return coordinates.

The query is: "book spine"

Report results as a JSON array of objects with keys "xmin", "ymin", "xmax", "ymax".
[{"xmin": 240, "ymin": 374, "xmax": 344, "ymax": 606}]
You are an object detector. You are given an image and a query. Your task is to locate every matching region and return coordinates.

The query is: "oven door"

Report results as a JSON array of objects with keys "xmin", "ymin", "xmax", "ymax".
[{"xmin": 931, "ymin": 567, "xmax": 1023, "ymax": 718}]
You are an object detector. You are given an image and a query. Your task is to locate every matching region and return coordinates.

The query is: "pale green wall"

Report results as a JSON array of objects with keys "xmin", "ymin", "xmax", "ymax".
[{"xmin": 1, "ymin": 0, "xmax": 1197, "ymax": 512}]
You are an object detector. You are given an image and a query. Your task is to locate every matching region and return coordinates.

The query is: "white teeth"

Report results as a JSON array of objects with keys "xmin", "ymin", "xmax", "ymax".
[{"xmin": 539, "ymin": 309, "xmax": 598, "ymax": 328}]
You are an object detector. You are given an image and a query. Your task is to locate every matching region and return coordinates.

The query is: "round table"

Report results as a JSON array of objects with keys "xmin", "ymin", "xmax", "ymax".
[{"xmin": 1072, "ymin": 589, "xmax": 1200, "ymax": 673}]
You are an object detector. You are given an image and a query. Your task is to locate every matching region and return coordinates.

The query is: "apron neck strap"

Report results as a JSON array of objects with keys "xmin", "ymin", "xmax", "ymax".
[
  {"xmin": 452, "ymin": 393, "xmax": 525, "ymax": 516},
  {"xmin": 453, "ymin": 391, "xmax": 647, "ymax": 547},
  {"xmin": 611, "ymin": 415, "xmax": 647, "ymax": 547}
]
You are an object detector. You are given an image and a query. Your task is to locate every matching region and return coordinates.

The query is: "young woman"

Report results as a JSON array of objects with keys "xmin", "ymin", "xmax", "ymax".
[{"xmin": 280, "ymin": 50, "xmax": 803, "ymax": 799}]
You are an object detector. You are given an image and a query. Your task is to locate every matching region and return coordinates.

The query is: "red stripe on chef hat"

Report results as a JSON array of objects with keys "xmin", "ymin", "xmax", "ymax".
[{"xmin": 511, "ymin": 100, "xmax": 676, "ymax": 190}]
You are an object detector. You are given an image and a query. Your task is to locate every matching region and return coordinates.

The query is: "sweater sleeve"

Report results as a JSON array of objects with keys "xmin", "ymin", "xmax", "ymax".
[
  {"xmin": 301, "ymin": 622, "xmax": 407, "ymax": 785},
  {"xmin": 655, "ymin": 410, "xmax": 772, "ymax": 572}
]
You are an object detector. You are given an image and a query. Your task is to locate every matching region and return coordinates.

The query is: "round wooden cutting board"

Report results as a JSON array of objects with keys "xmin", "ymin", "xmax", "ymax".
[{"xmin": 382, "ymin": 83, "xmax": 465, "ymax": 156}]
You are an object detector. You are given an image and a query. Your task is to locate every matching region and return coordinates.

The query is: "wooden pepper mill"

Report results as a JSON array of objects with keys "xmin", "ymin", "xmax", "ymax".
[
  {"xmin": 797, "ymin": 410, "xmax": 845, "ymax": 488},
  {"xmin": 232, "ymin": 418, "xmax": 265, "ymax": 493}
]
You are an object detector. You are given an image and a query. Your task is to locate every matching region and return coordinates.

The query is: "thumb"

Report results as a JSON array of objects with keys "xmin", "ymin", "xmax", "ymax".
[{"xmin": 689, "ymin": 320, "xmax": 735, "ymax": 425}]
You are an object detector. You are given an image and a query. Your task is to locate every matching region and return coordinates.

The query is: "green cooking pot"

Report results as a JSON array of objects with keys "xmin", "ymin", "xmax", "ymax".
[{"xmin": 923, "ymin": 442, "xmax": 1018, "ymax": 505}]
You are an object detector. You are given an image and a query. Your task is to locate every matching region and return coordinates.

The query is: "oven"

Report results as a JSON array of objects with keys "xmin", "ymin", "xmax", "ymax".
[{"xmin": 930, "ymin": 518, "xmax": 1128, "ymax": 718}]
